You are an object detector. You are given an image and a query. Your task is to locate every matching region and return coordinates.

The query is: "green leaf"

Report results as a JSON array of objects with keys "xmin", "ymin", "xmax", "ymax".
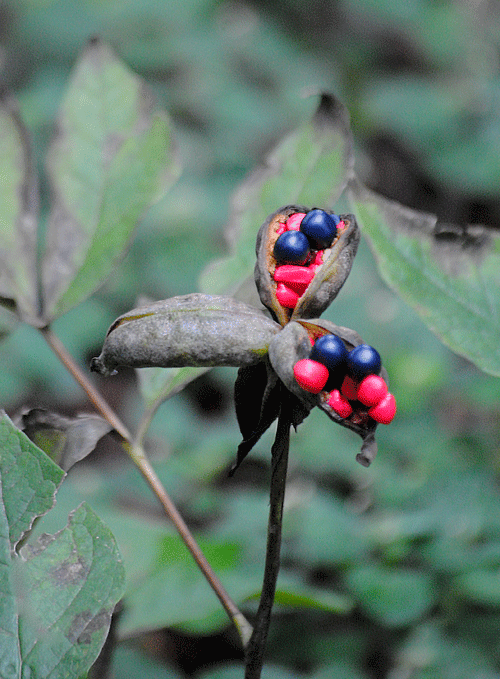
[
  {"xmin": 270, "ymin": 585, "xmax": 352, "ymax": 615},
  {"xmin": 284, "ymin": 490, "xmax": 369, "ymax": 568},
  {"xmin": 392, "ymin": 623, "xmax": 500, "ymax": 679},
  {"xmin": 41, "ymin": 38, "xmax": 180, "ymax": 321},
  {"xmin": 119, "ymin": 534, "xmax": 248, "ymax": 637},
  {"xmin": 0, "ymin": 411, "xmax": 64, "ymax": 548},
  {"xmin": 16, "ymin": 504, "xmax": 124, "ymax": 679},
  {"xmin": 199, "ymin": 93, "xmax": 354, "ymax": 296},
  {"xmin": 120, "ymin": 526, "xmax": 352, "ymax": 638},
  {"xmin": 345, "ymin": 565, "xmax": 436, "ymax": 627},
  {"xmin": 0, "ymin": 411, "xmax": 125, "ymax": 679},
  {"xmin": 0, "ymin": 92, "xmax": 40, "ymax": 325},
  {"xmin": 349, "ymin": 179, "xmax": 500, "ymax": 377},
  {"xmin": 136, "ymin": 365, "xmax": 208, "ymax": 420},
  {"xmin": 113, "ymin": 645, "xmax": 183, "ymax": 679},
  {"xmin": 454, "ymin": 569, "xmax": 500, "ymax": 607}
]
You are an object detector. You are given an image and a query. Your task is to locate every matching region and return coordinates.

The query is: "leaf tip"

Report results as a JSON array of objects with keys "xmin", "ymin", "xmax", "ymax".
[
  {"xmin": 90, "ymin": 356, "xmax": 116, "ymax": 377},
  {"xmin": 87, "ymin": 35, "xmax": 102, "ymax": 47},
  {"xmin": 314, "ymin": 91, "xmax": 351, "ymax": 133}
]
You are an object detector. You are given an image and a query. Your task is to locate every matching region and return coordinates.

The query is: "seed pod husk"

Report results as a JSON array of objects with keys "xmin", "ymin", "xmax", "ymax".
[
  {"xmin": 91, "ymin": 293, "xmax": 281, "ymax": 376},
  {"xmin": 254, "ymin": 205, "xmax": 360, "ymax": 325},
  {"xmin": 268, "ymin": 318, "xmax": 386, "ymax": 466}
]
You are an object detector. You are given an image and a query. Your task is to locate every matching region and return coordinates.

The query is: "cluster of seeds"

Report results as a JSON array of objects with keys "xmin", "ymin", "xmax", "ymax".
[
  {"xmin": 272, "ymin": 209, "xmax": 345, "ymax": 309},
  {"xmin": 293, "ymin": 334, "xmax": 396, "ymax": 425}
]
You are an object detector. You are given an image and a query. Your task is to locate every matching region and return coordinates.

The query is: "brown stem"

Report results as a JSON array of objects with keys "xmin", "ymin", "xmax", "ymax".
[
  {"xmin": 245, "ymin": 392, "xmax": 292, "ymax": 678},
  {"xmin": 39, "ymin": 325, "xmax": 253, "ymax": 648},
  {"xmin": 40, "ymin": 326, "xmax": 131, "ymax": 441},
  {"xmin": 125, "ymin": 440, "xmax": 252, "ymax": 646}
]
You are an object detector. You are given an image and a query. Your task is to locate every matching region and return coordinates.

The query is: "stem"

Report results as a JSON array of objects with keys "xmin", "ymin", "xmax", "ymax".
[
  {"xmin": 125, "ymin": 439, "xmax": 252, "ymax": 646},
  {"xmin": 40, "ymin": 325, "xmax": 253, "ymax": 648},
  {"xmin": 245, "ymin": 393, "xmax": 292, "ymax": 678},
  {"xmin": 40, "ymin": 326, "xmax": 131, "ymax": 441}
]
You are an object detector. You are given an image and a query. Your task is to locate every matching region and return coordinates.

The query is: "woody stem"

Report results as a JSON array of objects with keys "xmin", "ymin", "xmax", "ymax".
[{"xmin": 244, "ymin": 389, "xmax": 292, "ymax": 678}]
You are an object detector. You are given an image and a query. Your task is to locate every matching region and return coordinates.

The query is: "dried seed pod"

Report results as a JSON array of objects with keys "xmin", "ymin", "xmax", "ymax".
[
  {"xmin": 268, "ymin": 319, "xmax": 387, "ymax": 466},
  {"xmin": 255, "ymin": 205, "xmax": 360, "ymax": 325},
  {"xmin": 91, "ymin": 293, "xmax": 281, "ymax": 376}
]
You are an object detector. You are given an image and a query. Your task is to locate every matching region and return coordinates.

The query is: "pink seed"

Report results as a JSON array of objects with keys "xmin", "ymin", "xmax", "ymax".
[
  {"xmin": 273, "ymin": 265, "xmax": 315, "ymax": 285},
  {"xmin": 276, "ymin": 283, "xmax": 300, "ymax": 308},
  {"xmin": 357, "ymin": 375, "xmax": 388, "ymax": 407},
  {"xmin": 273, "ymin": 265, "xmax": 314, "ymax": 296},
  {"xmin": 369, "ymin": 393, "xmax": 396, "ymax": 424},
  {"xmin": 293, "ymin": 359, "xmax": 329, "ymax": 394},
  {"xmin": 285, "ymin": 213, "xmax": 307, "ymax": 231},
  {"xmin": 327, "ymin": 389, "xmax": 353, "ymax": 418}
]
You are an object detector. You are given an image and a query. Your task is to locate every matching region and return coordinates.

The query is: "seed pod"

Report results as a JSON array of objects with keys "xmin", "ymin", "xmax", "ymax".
[
  {"xmin": 91, "ymin": 293, "xmax": 281, "ymax": 376},
  {"xmin": 255, "ymin": 205, "xmax": 360, "ymax": 325},
  {"xmin": 268, "ymin": 319, "xmax": 387, "ymax": 466}
]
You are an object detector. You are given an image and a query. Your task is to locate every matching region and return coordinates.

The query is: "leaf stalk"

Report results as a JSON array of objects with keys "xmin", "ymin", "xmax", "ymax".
[{"xmin": 39, "ymin": 325, "xmax": 253, "ymax": 648}]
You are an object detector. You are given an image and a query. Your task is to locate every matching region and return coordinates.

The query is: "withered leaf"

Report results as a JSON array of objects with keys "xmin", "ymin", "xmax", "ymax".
[
  {"xmin": 17, "ymin": 408, "xmax": 113, "ymax": 471},
  {"xmin": 231, "ymin": 360, "xmax": 281, "ymax": 474},
  {"xmin": 234, "ymin": 361, "xmax": 275, "ymax": 442},
  {"xmin": 91, "ymin": 294, "xmax": 281, "ymax": 376}
]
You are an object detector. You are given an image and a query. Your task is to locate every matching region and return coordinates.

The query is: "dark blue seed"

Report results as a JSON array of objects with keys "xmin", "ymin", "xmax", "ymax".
[
  {"xmin": 310, "ymin": 334, "xmax": 348, "ymax": 371},
  {"xmin": 273, "ymin": 230, "xmax": 310, "ymax": 265},
  {"xmin": 347, "ymin": 344, "xmax": 381, "ymax": 379},
  {"xmin": 300, "ymin": 209, "xmax": 339, "ymax": 249}
]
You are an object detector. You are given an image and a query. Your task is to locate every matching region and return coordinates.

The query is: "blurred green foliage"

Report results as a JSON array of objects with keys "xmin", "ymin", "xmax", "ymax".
[{"xmin": 2, "ymin": 0, "xmax": 500, "ymax": 677}]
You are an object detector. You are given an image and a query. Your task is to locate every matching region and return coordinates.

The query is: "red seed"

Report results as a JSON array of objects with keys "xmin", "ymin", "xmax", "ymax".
[
  {"xmin": 273, "ymin": 265, "xmax": 314, "ymax": 296},
  {"xmin": 285, "ymin": 213, "xmax": 306, "ymax": 231},
  {"xmin": 327, "ymin": 389, "xmax": 353, "ymax": 418},
  {"xmin": 369, "ymin": 393, "xmax": 396, "ymax": 424},
  {"xmin": 293, "ymin": 359, "xmax": 329, "ymax": 393},
  {"xmin": 341, "ymin": 375, "xmax": 358, "ymax": 401},
  {"xmin": 276, "ymin": 283, "xmax": 300, "ymax": 308},
  {"xmin": 357, "ymin": 374, "xmax": 388, "ymax": 407},
  {"xmin": 273, "ymin": 265, "xmax": 315, "ymax": 285},
  {"xmin": 288, "ymin": 281, "xmax": 308, "ymax": 296}
]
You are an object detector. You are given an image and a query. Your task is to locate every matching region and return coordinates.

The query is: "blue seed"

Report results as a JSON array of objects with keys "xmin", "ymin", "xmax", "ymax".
[
  {"xmin": 273, "ymin": 230, "xmax": 310, "ymax": 265},
  {"xmin": 300, "ymin": 209, "xmax": 340, "ymax": 249},
  {"xmin": 310, "ymin": 334, "xmax": 348, "ymax": 371},
  {"xmin": 311, "ymin": 334, "xmax": 348, "ymax": 390},
  {"xmin": 347, "ymin": 344, "xmax": 381, "ymax": 379}
]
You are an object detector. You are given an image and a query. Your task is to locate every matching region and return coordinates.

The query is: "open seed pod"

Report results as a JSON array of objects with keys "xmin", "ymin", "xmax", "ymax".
[
  {"xmin": 91, "ymin": 293, "xmax": 281, "ymax": 376},
  {"xmin": 268, "ymin": 318, "xmax": 389, "ymax": 466},
  {"xmin": 255, "ymin": 205, "xmax": 360, "ymax": 326}
]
